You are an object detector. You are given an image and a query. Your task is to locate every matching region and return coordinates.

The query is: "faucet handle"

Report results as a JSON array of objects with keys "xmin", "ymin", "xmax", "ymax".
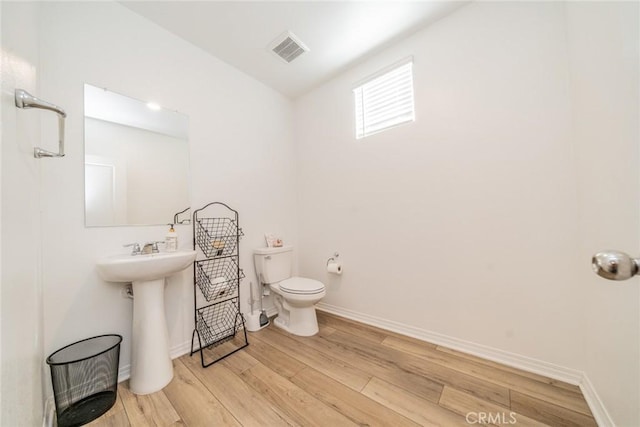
[
  {"xmin": 123, "ymin": 242, "xmax": 141, "ymax": 255},
  {"xmin": 152, "ymin": 241, "xmax": 165, "ymax": 253},
  {"xmin": 143, "ymin": 241, "xmax": 165, "ymax": 254}
]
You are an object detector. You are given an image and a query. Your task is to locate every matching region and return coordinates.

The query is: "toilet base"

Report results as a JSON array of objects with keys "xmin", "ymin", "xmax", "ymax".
[
  {"xmin": 272, "ymin": 310, "xmax": 319, "ymax": 336},
  {"xmin": 269, "ymin": 282, "xmax": 325, "ymax": 337}
]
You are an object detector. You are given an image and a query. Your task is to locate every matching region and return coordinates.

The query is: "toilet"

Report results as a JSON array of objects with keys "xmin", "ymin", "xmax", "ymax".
[{"xmin": 254, "ymin": 246, "xmax": 325, "ymax": 336}]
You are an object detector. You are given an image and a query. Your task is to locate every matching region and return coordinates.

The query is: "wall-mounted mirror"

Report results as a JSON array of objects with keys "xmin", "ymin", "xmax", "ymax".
[{"xmin": 84, "ymin": 84, "xmax": 190, "ymax": 226}]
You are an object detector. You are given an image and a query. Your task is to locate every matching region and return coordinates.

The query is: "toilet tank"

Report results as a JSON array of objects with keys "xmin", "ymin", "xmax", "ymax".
[{"xmin": 253, "ymin": 245, "xmax": 293, "ymax": 284}]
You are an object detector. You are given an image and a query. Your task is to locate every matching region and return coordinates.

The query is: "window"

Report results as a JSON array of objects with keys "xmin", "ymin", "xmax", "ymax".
[{"xmin": 353, "ymin": 58, "xmax": 415, "ymax": 139}]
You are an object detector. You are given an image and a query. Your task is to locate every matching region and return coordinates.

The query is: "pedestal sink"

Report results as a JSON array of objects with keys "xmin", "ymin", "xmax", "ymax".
[{"xmin": 97, "ymin": 250, "xmax": 196, "ymax": 394}]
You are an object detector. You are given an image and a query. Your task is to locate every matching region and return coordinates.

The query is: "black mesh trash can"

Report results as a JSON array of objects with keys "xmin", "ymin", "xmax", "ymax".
[{"xmin": 47, "ymin": 335, "xmax": 122, "ymax": 427}]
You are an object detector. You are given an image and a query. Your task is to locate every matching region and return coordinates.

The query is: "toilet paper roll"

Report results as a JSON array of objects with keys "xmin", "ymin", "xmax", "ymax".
[{"xmin": 327, "ymin": 262, "xmax": 342, "ymax": 275}]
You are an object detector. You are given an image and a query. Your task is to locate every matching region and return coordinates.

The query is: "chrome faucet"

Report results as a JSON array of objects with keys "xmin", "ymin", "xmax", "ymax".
[
  {"xmin": 142, "ymin": 241, "xmax": 164, "ymax": 255},
  {"xmin": 124, "ymin": 241, "xmax": 164, "ymax": 255},
  {"xmin": 123, "ymin": 242, "xmax": 142, "ymax": 255}
]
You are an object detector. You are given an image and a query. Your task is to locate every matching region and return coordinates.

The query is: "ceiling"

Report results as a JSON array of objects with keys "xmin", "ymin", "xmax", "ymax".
[{"xmin": 121, "ymin": 1, "xmax": 469, "ymax": 99}]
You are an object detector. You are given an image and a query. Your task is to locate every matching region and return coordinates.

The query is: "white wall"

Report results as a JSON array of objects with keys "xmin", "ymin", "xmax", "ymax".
[
  {"xmin": 295, "ymin": 2, "xmax": 638, "ymax": 425},
  {"xmin": 36, "ymin": 0, "xmax": 296, "ymax": 404},
  {"xmin": 296, "ymin": 0, "xmax": 582, "ymax": 364},
  {"xmin": 1, "ymin": 3, "xmax": 45, "ymax": 425},
  {"xmin": 566, "ymin": 2, "xmax": 640, "ymax": 425}
]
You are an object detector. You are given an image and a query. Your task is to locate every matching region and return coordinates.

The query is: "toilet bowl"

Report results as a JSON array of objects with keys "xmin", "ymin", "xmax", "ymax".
[
  {"xmin": 270, "ymin": 277, "xmax": 326, "ymax": 336},
  {"xmin": 254, "ymin": 246, "xmax": 325, "ymax": 336}
]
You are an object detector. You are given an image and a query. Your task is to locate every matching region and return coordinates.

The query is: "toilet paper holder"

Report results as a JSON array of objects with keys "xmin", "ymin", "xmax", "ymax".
[{"xmin": 326, "ymin": 252, "xmax": 340, "ymax": 266}]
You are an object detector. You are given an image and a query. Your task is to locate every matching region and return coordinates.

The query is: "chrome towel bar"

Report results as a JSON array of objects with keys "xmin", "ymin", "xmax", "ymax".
[{"xmin": 14, "ymin": 89, "xmax": 66, "ymax": 158}]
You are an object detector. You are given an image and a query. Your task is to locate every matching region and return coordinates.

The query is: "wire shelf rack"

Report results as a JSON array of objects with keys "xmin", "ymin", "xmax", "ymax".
[
  {"xmin": 195, "ymin": 257, "xmax": 245, "ymax": 302},
  {"xmin": 191, "ymin": 202, "xmax": 248, "ymax": 368},
  {"xmin": 195, "ymin": 217, "xmax": 244, "ymax": 258},
  {"xmin": 195, "ymin": 299, "xmax": 244, "ymax": 349}
]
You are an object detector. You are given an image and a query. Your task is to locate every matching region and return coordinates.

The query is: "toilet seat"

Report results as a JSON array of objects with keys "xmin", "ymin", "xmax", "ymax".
[{"xmin": 279, "ymin": 277, "xmax": 325, "ymax": 295}]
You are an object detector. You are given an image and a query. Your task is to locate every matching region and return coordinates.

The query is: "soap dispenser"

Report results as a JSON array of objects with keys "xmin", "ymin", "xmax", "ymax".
[{"xmin": 165, "ymin": 224, "xmax": 178, "ymax": 252}]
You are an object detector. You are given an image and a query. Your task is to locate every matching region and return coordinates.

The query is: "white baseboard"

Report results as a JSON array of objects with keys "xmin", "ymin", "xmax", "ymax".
[
  {"xmin": 579, "ymin": 374, "xmax": 615, "ymax": 427},
  {"xmin": 266, "ymin": 305, "xmax": 278, "ymax": 317},
  {"xmin": 316, "ymin": 302, "xmax": 614, "ymax": 427},
  {"xmin": 171, "ymin": 340, "xmax": 193, "ymax": 360},
  {"xmin": 42, "ymin": 396, "xmax": 55, "ymax": 427}
]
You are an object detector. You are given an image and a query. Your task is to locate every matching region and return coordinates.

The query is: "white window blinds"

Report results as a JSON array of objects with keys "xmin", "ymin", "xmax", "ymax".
[{"xmin": 354, "ymin": 59, "xmax": 415, "ymax": 139}]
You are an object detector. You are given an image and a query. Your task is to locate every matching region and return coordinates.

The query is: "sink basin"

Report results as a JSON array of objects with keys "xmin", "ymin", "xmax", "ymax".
[
  {"xmin": 97, "ymin": 250, "xmax": 196, "ymax": 282},
  {"xmin": 97, "ymin": 250, "xmax": 196, "ymax": 395}
]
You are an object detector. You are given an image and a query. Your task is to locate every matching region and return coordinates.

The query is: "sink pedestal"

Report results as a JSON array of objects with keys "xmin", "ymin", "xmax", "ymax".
[
  {"xmin": 129, "ymin": 278, "xmax": 173, "ymax": 395},
  {"xmin": 96, "ymin": 250, "xmax": 197, "ymax": 395}
]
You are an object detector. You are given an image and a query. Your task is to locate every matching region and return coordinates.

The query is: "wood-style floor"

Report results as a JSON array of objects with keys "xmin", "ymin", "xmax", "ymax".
[{"xmin": 90, "ymin": 311, "xmax": 596, "ymax": 426}]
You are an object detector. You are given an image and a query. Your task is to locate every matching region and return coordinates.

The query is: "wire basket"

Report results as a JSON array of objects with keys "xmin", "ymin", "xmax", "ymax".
[
  {"xmin": 195, "ymin": 257, "xmax": 245, "ymax": 302},
  {"xmin": 47, "ymin": 335, "xmax": 122, "ymax": 427},
  {"xmin": 196, "ymin": 299, "xmax": 244, "ymax": 348},
  {"xmin": 195, "ymin": 217, "xmax": 243, "ymax": 258}
]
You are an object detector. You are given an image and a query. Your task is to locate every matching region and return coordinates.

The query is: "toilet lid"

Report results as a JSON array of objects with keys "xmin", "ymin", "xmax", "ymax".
[{"xmin": 279, "ymin": 277, "xmax": 325, "ymax": 295}]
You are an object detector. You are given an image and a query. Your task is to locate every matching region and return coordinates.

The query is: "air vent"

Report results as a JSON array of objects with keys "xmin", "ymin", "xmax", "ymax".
[{"xmin": 269, "ymin": 31, "xmax": 309, "ymax": 64}]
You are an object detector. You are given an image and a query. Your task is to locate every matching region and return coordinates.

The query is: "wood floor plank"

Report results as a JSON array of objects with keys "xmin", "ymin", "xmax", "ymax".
[
  {"xmin": 89, "ymin": 409, "xmax": 132, "ymax": 427},
  {"xmin": 383, "ymin": 335, "xmax": 590, "ymax": 415},
  {"xmin": 87, "ymin": 389, "xmax": 130, "ymax": 427},
  {"xmin": 118, "ymin": 382, "xmax": 182, "ymax": 426},
  {"xmin": 317, "ymin": 310, "xmax": 389, "ymax": 343},
  {"xmin": 511, "ymin": 391, "xmax": 597, "ymax": 427},
  {"xmin": 162, "ymin": 359, "xmax": 241, "ymax": 426},
  {"xmin": 196, "ymin": 334, "xmax": 249, "ymax": 366},
  {"xmin": 326, "ymin": 329, "xmax": 510, "ymax": 407},
  {"xmin": 290, "ymin": 367, "xmax": 420, "ymax": 427},
  {"xmin": 182, "ymin": 354, "xmax": 293, "ymax": 427},
  {"xmin": 239, "ymin": 363, "xmax": 358, "ymax": 427},
  {"xmin": 317, "ymin": 324, "xmax": 337, "ymax": 338},
  {"xmin": 362, "ymin": 377, "xmax": 468, "ymax": 426},
  {"xmin": 270, "ymin": 324, "xmax": 444, "ymax": 403},
  {"xmin": 318, "ymin": 310, "xmax": 439, "ymax": 348},
  {"xmin": 218, "ymin": 348, "xmax": 260, "ymax": 375},
  {"xmin": 257, "ymin": 326, "xmax": 372, "ymax": 391},
  {"xmin": 245, "ymin": 334, "xmax": 306, "ymax": 378},
  {"xmin": 106, "ymin": 314, "xmax": 597, "ymax": 427},
  {"xmin": 439, "ymin": 386, "xmax": 547, "ymax": 427},
  {"xmin": 436, "ymin": 345, "xmax": 581, "ymax": 393}
]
